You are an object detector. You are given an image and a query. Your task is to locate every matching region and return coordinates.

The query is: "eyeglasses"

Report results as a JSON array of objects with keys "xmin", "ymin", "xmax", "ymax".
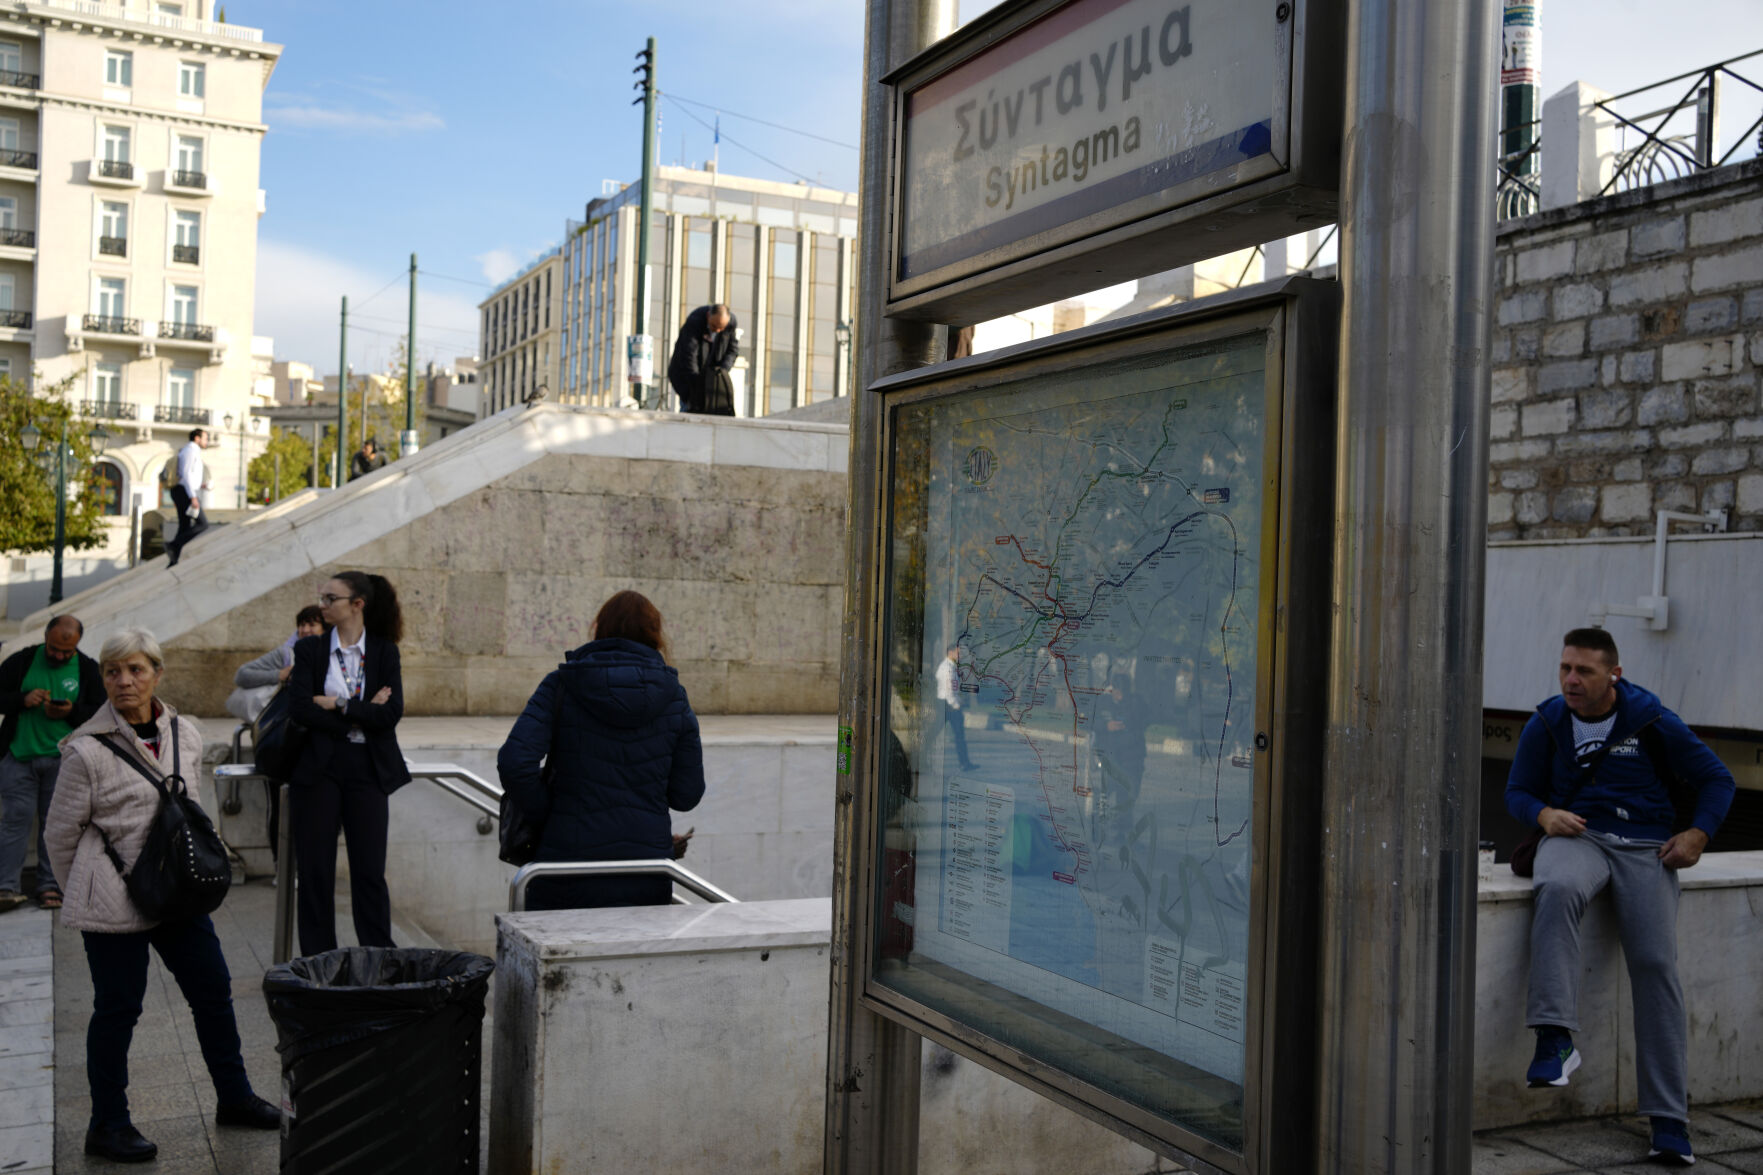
[{"xmin": 317, "ymin": 593, "xmax": 357, "ymax": 606}]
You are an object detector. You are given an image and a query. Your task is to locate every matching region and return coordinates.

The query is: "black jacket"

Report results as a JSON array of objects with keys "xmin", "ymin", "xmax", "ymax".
[
  {"xmin": 497, "ymin": 638, "xmax": 704, "ymax": 907},
  {"xmin": 288, "ymin": 632, "xmax": 410, "ymax": 793},
  {"xmin": 0, "ymin": 644, "xmax": 104, "ymax": 756},
  {"xmin": 666, "ymin": 306, "xmax": 740, "ymax": 406}
]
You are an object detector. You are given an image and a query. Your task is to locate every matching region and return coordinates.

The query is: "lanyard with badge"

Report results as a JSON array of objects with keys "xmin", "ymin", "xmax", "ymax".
[{"xmin": 335, "ymin": 648, "xmax": 367, "ymax": 742}]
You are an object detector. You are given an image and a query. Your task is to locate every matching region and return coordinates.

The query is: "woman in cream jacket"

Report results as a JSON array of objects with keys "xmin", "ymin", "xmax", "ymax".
[{"xmin": 45, "ymin": 627, "xmax": 279, "ymax": 1164}]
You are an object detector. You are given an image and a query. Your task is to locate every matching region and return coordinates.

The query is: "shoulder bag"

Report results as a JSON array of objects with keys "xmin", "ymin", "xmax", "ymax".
[
  {"xmin": 499, "ymin": 754, "xmax": 549, "ymax": 867},
  {"xmin": 92, "ymin": 728, "xmax": 231, "ymax": 921},
  {"xmin": 252, "ymin": 681, "xmax": 308, "ymax": 781}
]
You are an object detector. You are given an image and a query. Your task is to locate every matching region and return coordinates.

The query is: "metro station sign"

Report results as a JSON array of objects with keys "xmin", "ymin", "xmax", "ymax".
[{"xmin": 885, "ymin": 0, "xmax": 1342, "ymax": 322}]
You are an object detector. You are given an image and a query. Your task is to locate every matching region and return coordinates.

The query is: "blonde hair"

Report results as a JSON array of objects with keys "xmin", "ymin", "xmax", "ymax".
[{"xmin": 98, "ymin": 627, "xmax": 165, "ymax": 671}]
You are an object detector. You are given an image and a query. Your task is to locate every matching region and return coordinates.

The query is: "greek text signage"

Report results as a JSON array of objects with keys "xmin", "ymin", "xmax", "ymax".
[{"xmin": 886, "ymin": 0, "xmax": 1340, "ymax": 321}]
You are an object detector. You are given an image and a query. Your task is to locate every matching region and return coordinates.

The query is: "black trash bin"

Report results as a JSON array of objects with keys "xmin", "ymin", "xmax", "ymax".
[{"xmin": 263, "ymin": 947, "xmax": 495, "ymax": 1175}]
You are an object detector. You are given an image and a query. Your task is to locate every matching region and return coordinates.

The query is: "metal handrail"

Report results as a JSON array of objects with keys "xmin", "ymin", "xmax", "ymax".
[
  {"xmin": 508, "ymin": 860, "xmax": 740, "ymax": 911},
  {"xmin": 218, "ymin": 757, "xmax": 503, "ymax": 832}
]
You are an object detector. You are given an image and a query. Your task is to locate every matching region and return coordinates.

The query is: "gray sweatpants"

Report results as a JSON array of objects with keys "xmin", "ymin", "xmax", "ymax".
[{"xmin": 1527, "ymin": 829, "xmax": 1686, "ymax": 1121}]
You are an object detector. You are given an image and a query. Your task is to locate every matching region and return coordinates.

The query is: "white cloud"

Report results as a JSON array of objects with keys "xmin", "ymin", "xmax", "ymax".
[
  {"xmin": 266, "ymin": 103, "xmax": 445, "ymax": 134},
  {"xmin": 475, "ymin": 249, "xmax": 522, "ymax": 285},
  {"xmin": 255, "ymin": 239, "xmax": 482, "ymax": 376}
]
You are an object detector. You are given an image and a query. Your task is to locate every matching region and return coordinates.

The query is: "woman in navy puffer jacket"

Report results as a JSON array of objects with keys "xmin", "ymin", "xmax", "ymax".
[{"xmin": 497, "ymin": 591, "xmax": 705, "ymax": 909}]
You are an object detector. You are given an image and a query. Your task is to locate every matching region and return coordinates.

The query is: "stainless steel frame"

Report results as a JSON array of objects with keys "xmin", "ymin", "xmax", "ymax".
[
  {"xmin": 842, "ymin": 279, "xmax": 1338, "ymax": 1173},
  {"xmin": 881, "ymin": 0, "xmax": 1344, "ymax": 323},
  {"xmin": 506, "ymin": 860, "xmax": 739, "ymax": 911}
]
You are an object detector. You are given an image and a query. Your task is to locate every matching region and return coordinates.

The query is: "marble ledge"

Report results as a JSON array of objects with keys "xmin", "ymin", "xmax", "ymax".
[
  {"xmin": 1477, "ymin": 848, "xmax": 1763, "ymax": 904},
  {"xmin": 497, "ymin": 896, "xmax": 831, "ymax": 961}
]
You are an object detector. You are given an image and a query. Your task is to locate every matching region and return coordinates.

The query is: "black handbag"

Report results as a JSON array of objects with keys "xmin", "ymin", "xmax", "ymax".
[
  {"xmin": 498, "ymin": 756, "xmax": 549, "ymax": 866},
  {"xmin": 92, "ymin": 728, "xmax": 231, "ymax": 922},
  {"xmin": 252, "ymin": 682, "xmax": 308, "ymax": 781}
]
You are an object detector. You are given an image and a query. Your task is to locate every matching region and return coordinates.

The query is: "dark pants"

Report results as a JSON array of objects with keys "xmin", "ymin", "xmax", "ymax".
[
  {"xmin": 943, "ymin": 703, "xmax": 974, "ymax": 769},
  {"xmin": 165, "ymin": 486, "xmax": 209, "ymax": 563},
  {"xmin": 291, "ymin": 742, "xmax": 393, "ymax": 955},
  {"xmin": 82, "ymin": 915, "xmax": 255, "ymax": 1130}
]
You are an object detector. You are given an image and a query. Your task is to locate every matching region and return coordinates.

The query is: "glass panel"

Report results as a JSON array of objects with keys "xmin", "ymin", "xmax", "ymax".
[
  {"xmin": 873, "ymin": 331, "xmax": 1271, "ymax": 1153},
  {"xmin": 176, "ymin": 211, "xmax": 200, "ymax": 247},
  {"xmin": 178, "ymin": 137, "xmax": 203, "ymax": 171},
  {"xmin": 0, "ymin": 120, "xmax": 17, "ymax": 151},
  {"xmin": 98, "ymin": 279, "xmax": 125, "ymax": 317},
  {"xmin": 106, "ymin": 51, "xmax": 131, "ymax": 87},
  {"xmin": 724, "ymin": 224, "xmax": 757, "ymax": 344},
  {"xmin": 0, "ymin": 196, "xmax": 15, "ymax": 228},
  {"xmin": 167, "ymin": 367, "xmax": 194, "ymax": 408},
  {"xmin": 180, "ymin": 62, "xmax": 204, "ymax": 98},
  {"xmin": 93, "ymin": 363, "xmax": 121, "ymax": 402},
  {"xmin": 102, "ymin": 202, "xmax": 127, "ymax": 237},
  {"xmin": 104, "ymin": 127, "xmax": 130, "ymax": 163},
  {"xmin": 682, "ymin": 219, "xmax": 712, "ymax": 313},
  {"xmin": 93, "ymin": 463, "xmax": 124, "ymax": 516},
  {"xmin": 0, "ymin": 43, "xmax": 20, "ymax": 73},
  {"xmin": 171, "ymin": 286, "xmax": 197, "ymax": 323},
  {"xmin": 0, "ymin": 274, "xmax": 12, "ymax": 311},
  {"xmin": 766, "ymin": 229, "xmax": 799, "ymax": 414}
]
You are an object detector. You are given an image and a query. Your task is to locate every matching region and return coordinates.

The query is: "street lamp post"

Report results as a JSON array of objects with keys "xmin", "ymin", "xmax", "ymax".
[
  {"xmin": 222, "ymin": 411, "xmax": 251, "ymax": 509},
  {"xmin": 834, "ymin": 319, "xmax": 853, "ymax": 399},
  {"xmin": 21, "ymin": 417, "xmax": 111, "ymax": 606}
]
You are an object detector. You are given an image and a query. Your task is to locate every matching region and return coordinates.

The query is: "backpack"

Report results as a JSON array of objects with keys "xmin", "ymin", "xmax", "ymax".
[
  {"xmin": 92, "ymin": 728, "xmax": 231, "ymax": 922},
  {"xmin": 251, "ymin": 682, "xmax": 308, "ymax": 781}
]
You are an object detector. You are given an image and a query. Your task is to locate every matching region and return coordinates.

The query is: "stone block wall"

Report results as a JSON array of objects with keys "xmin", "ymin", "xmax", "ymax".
[
  {"xmin": 160, "ymin": 450, "xmax": 846, "ymax": 716},
  {"xmin": 1488, "ymin": 159, "xmax": 1763, "ymax": 539}
]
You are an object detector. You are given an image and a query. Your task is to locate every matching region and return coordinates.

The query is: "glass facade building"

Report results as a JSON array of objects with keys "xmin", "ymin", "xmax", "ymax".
[{"xmin": 550, "ymin": 166, "xmax": 858, "ymax": 416}]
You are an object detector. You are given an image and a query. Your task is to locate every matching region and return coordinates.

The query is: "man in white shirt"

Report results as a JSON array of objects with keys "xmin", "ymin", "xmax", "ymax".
[
  {"xmin": 165, "ymin": 428, "xmax": 210, "ymax": 567},
  {"xmin": 934, "ymin": 644, "xmax": 976, "ymax": 772}
]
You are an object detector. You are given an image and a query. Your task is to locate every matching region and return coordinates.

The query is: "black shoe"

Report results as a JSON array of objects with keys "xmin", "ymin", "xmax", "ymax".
[
  {"xmin": 84, "ymin": 1123, "xmax": 157, "ymax": 1162},
  {"xmin": 216, "ymin": 1093, "xmax": 281, "ymax": 1129}
]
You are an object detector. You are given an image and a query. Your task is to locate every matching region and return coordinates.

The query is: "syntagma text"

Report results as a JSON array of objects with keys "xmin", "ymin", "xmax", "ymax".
[
  {"xmin": 984, "ymin": 117, "xmax": 1143, "ymax": 211},
  {"xmin": 951, "ymin": 4, "xmax": 1194, "ymax": 165}
]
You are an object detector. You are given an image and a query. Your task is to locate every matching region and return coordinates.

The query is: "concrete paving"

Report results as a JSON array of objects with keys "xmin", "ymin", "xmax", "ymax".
[{"xmin": 26, "ymin": 871, "xmax": 1763, "ymax": 1173}]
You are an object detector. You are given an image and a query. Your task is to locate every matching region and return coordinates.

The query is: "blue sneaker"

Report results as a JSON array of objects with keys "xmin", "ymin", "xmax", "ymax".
[
  {"xmin": 1526, "ymin": 1027, "xmax": 1580, "ymax": 1087},
  {"xmin": 1648, "ymin": 1117, "xmax": 1694, "ymax": 1166}
]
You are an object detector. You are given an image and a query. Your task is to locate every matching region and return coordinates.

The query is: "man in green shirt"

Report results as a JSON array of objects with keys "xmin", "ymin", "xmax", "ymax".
[{"xmin": 0, "ymin": 615, "xmax": 103, "ymax": 910}]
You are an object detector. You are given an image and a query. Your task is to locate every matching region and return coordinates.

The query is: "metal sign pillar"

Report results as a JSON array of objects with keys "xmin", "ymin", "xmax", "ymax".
[
  {"xmin": 1316, "ymin": 0, "xmax": 1499, "ymax": 1171},
  {"xmin": 826, "ymin": 0, "xmax": 954, "ymax": 1172}
]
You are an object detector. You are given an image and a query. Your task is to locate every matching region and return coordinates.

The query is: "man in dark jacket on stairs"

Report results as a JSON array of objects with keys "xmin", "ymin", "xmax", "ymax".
[{"xmin": 667, "ymin": 303, "xmax": 739, "ymax": 415}]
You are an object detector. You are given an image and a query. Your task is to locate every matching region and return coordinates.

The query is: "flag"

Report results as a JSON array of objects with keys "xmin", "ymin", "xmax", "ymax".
[{"xmin": 714, "ymin": 115, "xmax": 720, "ymax": 146}]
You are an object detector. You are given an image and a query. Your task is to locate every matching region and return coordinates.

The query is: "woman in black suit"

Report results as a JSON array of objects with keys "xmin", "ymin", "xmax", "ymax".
[{"xmin": 288, "ymin": 570, "xmax": 410, "ymax": 955}]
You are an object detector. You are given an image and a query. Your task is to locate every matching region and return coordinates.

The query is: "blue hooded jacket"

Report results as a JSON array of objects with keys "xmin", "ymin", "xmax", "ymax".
[
  {"xmin": 1504, "ymin": 678, "xmax": 1734, "ymax": 842},
  {"xmin": 497, "ymin": 638, "xmax": 705, "ymax": 905}
]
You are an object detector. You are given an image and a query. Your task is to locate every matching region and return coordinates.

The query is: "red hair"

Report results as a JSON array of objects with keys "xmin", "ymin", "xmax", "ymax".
[{"xmin": 593, "ymin": 590, "xmax": 667, "ymax": 657}]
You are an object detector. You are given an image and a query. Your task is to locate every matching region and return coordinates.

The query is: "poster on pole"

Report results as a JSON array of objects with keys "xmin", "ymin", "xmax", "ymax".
[{"xmin": 885, "ymin": 0, "xmax": 1341, "ymax": 322}]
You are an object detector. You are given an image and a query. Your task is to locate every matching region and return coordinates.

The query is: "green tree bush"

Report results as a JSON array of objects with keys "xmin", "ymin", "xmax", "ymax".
[{"xmin": 0, "ymin": 375, "xmax": 109, "ymax": 554}]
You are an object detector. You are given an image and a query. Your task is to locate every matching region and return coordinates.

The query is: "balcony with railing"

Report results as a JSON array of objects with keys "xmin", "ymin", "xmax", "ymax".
[
  {"xmin": 0, "ymin": 70, "xmax": 39, "ymax": 89},
  {"xmin": 167, "ymin": 169, "xmax": 209, "ymax": 194},
  {"xmin": 0, "ymin": 149, "xmax": 36, "ymax": 171},
  {"xmin": 92, "ymin": 159, "xmax": 137, "ymax": 185},
  {"xmin": 172, "ymin": 243, "xmax": 200, "ymax": 264},
  {"xmin": 158, "ymin": 320, "xmax": 216, "ymax": 343},
  {"xmin": 82, "ymin": 314, "xmax": 141, "ymax": 336},
  {"xmin": 0, "ymin": 309, "xmax": 30, "ymax": 329},
  {"xmin": 153, "ymin": 404, "xmax": 211, "ymax": 426},
  {"xmin": 0, "ymin": 227, "xmax": 31, "ymax": 249},
  {"xmin": 98, "ymin": 235, "xmax": 127, "ymax": 257},
  {"xmin": 81, "ymin": 399, "xmax": 138, "ymax": 421}
]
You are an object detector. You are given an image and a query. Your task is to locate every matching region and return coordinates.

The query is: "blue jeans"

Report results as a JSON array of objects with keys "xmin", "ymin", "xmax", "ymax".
[
  {"xmin": 0, "ymin": 752, "xmax": 60, "ymax": 894},
  {"xmin": 82, "ymin": 915, "xmax": 257, "ymax": 1129}
]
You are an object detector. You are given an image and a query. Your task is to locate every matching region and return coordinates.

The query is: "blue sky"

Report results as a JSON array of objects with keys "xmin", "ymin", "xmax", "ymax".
[{"xmin": 244, "ymin": 0, "xmax": 1763, "ymax": 373}]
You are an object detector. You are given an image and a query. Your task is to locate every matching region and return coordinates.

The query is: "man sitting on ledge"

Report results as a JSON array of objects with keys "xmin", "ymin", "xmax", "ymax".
[{"xmin": 1506, "ymin": 626, "xmax": 1735, "ymax": 1167}]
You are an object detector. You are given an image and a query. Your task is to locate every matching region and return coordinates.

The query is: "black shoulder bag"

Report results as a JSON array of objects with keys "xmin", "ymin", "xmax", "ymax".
[
  {"xmin": 251, "ymin": 681, "xmax": 308, "ymax": 781},
  {"xmin": 1510, "ymin": 730, "xmax": 1631, "ymax": 878},
  {"xmin": 93, "ymin": 728, "xmax": 232, "ymax": 921}
]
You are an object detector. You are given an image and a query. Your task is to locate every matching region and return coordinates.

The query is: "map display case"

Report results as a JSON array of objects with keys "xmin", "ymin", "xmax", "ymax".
[{"xmin": 861, "ymin": 280, "xmax": 1338, "ymax": 1171}]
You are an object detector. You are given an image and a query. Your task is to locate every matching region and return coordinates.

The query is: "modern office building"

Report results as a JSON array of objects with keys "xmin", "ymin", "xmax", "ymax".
[
  {"xmin": 477, "ymin": 248, "xmax": 561, "ymax": 415},
  {"xmin": 478, "ymin": 166, "xmax": 858, "ymax": 418},
  {"xmin": 3, "ymin": 0, "xmax": 282, "ymax": 522}
]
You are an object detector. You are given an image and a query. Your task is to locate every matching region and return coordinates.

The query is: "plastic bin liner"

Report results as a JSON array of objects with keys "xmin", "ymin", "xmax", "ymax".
[{"xmin": 263, "ymin": 947, "xmax": 495, "ymax": 1175}]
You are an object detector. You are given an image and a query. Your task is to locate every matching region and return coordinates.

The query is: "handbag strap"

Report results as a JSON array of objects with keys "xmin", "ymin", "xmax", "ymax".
[
  {"xmin": 90, "ymin": 727, "xmax": 183, "ymax": 878},
  {"xmin": 1556, "ymin": 719, "xmax": 1638, "ymax": 809}
]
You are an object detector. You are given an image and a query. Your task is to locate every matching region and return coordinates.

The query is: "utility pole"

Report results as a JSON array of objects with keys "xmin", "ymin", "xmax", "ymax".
[
  {"xmin": 403, "ymin": 252, "xmax": 420, "ymax": 456},
  {"xmin": 335, "ymin": 295, "xmax": 347, "ymax": 489},
  {"xmin": 631, "ymin": 37, "xmax": 658, "ymax": 409}
]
